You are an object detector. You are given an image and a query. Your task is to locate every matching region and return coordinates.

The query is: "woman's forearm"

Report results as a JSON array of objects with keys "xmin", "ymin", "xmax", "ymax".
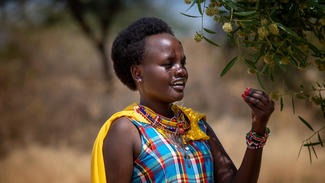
[{"xmin": 231, "ymin": 148, "xmax": 263, "ymax": 183}]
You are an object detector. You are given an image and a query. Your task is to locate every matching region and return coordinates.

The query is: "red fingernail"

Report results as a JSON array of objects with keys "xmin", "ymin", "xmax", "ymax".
[
  {"xmin": 241, "ymin": 94, "xmax": 246, "ymax": 99},
  {"xmin": 244, "ymin": 90, "xmax": 249, "ymax": 95}
]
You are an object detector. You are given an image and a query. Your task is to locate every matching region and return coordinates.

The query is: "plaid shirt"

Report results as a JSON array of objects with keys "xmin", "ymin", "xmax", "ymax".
[{"xmin": 130, "ymin": 119, "xmax": 214, "ymax": 183}]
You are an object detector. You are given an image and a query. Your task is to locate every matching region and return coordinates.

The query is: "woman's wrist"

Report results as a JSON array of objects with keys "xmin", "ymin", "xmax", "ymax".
[
  {"xmin": 246, "ymin": 127, "xmax": 270, "ymax": 150},
  {"xmin": 251, "ymin": 126, "xmax": 267, "ymax": 136}
]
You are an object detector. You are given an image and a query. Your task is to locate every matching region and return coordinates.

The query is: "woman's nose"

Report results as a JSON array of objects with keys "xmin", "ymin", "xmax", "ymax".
[{"xmin": 175, "ymin": 64, "xmax": 187, "ymax": 77}]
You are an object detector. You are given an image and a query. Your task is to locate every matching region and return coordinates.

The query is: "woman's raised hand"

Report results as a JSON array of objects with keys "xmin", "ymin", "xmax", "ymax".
[{"xmin": 242, "ymin": 88, "xmax": 275, "ymax": 134}]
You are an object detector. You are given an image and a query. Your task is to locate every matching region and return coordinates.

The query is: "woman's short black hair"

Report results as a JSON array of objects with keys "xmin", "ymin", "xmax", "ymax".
[{"xmin": 111, "ymin": 17, "xmax": 174, "ymax": 90}]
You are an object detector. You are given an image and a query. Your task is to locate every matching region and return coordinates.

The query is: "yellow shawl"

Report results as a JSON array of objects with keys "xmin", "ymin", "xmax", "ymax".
[{"xmin": 91, "ymin": 103, "xmax": 209, "ymax": 183}]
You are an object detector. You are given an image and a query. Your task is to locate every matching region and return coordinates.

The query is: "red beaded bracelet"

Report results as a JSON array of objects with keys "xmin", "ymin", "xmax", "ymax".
[{"xmin": 246, "ymin": 127, "xmax": 270, "ymax": 149}]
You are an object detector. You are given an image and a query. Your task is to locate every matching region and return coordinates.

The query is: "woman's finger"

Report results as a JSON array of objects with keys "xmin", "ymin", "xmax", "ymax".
[
  {"xmin": 249, "ymin": 92, "xmax": 270, "ymax": 105},
  {"xmin": 244, "ymin": 88, "xmax": 271, "ymax": 105},
  {"xmin": 244, "ymin": 95, "xmax": 265, "ymax": 110},
  {"xmin": 243, "ymin": 88, "xmax": 274, "ymax": 111}
]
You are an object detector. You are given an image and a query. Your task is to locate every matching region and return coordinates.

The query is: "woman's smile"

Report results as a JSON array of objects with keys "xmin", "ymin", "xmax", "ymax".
[{"xmin": 170, "ymin": 77, "xmax": 186, "ymax": 92}]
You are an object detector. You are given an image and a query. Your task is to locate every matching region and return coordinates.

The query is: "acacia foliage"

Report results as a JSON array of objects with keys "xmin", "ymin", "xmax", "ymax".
[{"xmin": 182, "ymin": 0, "xmax": 325, "ymax": 163}]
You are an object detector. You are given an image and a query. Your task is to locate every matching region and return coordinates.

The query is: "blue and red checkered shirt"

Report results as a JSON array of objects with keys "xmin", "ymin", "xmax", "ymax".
[{"xmin": 130, "ymin": 119, "xmax": 214, "ymax": 183}]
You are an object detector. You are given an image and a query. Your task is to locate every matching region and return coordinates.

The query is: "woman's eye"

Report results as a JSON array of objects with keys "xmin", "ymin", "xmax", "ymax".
[{"xmin": 162, "ymin": 63, "xmax": 173, "ymax": 68}]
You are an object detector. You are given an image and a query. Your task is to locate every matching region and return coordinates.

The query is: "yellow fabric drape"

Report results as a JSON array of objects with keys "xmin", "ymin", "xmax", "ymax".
[{"xmin": 91, "ymin": 103, "xmax": 209, "ymax": 183}]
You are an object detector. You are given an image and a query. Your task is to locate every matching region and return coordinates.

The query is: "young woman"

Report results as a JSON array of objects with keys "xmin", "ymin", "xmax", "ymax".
[{"xmin": 91, "ymin": 17, "xmax": 274, "ymax": 183}]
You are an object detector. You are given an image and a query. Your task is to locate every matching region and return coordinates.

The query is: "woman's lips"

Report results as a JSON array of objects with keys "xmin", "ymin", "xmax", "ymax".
[{"xmin": 170, "ymin": 82, "xmax": 186, "ymax": 91}]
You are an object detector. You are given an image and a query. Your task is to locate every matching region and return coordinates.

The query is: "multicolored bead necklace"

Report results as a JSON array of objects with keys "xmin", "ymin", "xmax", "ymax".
[{"xmin": 134, "ymin": 104, "xmax": 191, "ymax": 143}]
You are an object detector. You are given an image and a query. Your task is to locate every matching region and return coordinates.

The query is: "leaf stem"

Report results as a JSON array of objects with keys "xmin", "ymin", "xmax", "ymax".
[{"xmin": 303, "ymin": 126, "xmax": 325, "ymax": 143}]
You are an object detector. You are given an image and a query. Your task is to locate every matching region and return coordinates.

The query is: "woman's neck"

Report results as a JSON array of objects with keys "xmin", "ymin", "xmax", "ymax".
[{"xmin": 139, "ymin": 98, "xmax": 174, "ymax": 118}]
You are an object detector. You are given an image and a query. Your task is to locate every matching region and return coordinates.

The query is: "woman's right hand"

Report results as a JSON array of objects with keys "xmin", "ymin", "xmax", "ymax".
[{"xmin": 242, "ymin": 88, "xmax": 275, "ymax": 135}]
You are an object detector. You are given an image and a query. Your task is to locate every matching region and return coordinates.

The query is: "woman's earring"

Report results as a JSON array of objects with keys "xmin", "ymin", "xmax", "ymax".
[{"xmin": 137, "ymin": 78, "xmax": 143, "ymax": 83}]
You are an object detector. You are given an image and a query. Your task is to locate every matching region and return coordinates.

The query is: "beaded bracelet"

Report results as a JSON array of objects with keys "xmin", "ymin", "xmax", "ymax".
[{"xmin": 246, "ymin": 127, "xmax": 270, "ymax": 149}]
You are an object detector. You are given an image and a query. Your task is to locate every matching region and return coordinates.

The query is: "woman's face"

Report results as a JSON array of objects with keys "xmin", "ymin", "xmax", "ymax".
[{"xmin": 137, "ymin": 33, "xmax": 188, "ymax": 104}]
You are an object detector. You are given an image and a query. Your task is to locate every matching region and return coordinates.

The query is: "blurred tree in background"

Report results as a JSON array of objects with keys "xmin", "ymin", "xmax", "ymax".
[
  {"xmin": 182, "ymin": 0, "xmax": 325, "ymax": 162},
  {"xmin": 0, "ymin": 0, "xmax": 151, "ymax": 84},
  {"xmin": 64, "ymin": 0, "xmax": 124, "ymax": 83},
  {"xmin": 0, "ymin": 0, "xmax": 172, "ymax": 155}
]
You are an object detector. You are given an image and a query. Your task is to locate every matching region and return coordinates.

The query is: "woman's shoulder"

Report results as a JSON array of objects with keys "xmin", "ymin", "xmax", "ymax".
[
  {"xmin": 109, "ymin": 117, "xmax": 135, "ymax": 132},
  {"xmin": 104, "ymin": 116, "xmax": 141, "ymax": 153}
]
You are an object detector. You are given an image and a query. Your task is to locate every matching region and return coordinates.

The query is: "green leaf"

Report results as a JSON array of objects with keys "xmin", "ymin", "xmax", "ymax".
[
  {"xmin": 279, "ymin": 64, "xmax": 287, "ymax": 72},
  {"xmin": 220, "ymin": 56, "xmax": 238, "ymax": 77},
  {"xmin": 312, "ymin": 86, "xmax": 316, "ymax": 91},
  {"xmin": 179, "ymin": 12, "xmax": 201, "ymax": 18},
  {"xmin": 261, "ymin": 64, "xmax": 268, "ymax": 74},
  {"xmin": 280, "ymin": 97, "xmax": 284, "ymax": 111},
  {"xmin": 307, "ymin": 145, "xmax": 312, "ymax": 164},
  {"xmin": 306, "ymin": 42, "xmax": 321, "ymax": 57},
  {"xmin": 185, "ymin": 0, "xmax": 196, "ymax": 12},
  {"xmin": 196, "ymin": 0, "xmax": 203, "ymax": 15},
  {"xmin": 292, "ymin": 96, "xmax": 295, "ymax": 114},
  {"xmin": 203, "ymin": 36, "xmax": 220, "ymax": 47},
  {"xmin": 276, "ymin": 23, "xmax": 302, "ymax": 40},
  {"xmin": 223, "ymin": 0, "xmax": 238, "ymax": 10},
  {"xmin": 218, "ymin": 10, "xmax": 228, "ymax": 14},
  {"xmin": 303, "ymin": 142, "xmax": 323, "ymax": 146},
  {"xmin": 203, "ymin": 28, "xmax": 216, "ymax": 34},
  {"xmin": 297, "ymin": 144, "xmax": 303, "ymax": 159},
  {"xmin": 244, "ymin": 59, "xmax": 257, "ymax": 69},
  {"xmin": 256, "ymin": 72, "xmax": 265, "ymax": 90},
  {"xmin": 234, "ymin": 10, "xmax": 256, "ymax": 16},
  {"xmin": 298, "ymin": 116, "xmax": 314, "ymax": 132},
  {"xmin": 317, "ymin": 133, "xmax": 323, "ymax": 147},
  {"xmin": 311, "ymin": 145, "xmax": 318, "ymax": 159}
]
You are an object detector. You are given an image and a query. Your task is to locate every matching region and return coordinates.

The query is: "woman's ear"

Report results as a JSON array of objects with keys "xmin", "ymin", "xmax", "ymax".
[{"xmin": 130, "ymin": 65, "xmax": 143, "ymax": 84}]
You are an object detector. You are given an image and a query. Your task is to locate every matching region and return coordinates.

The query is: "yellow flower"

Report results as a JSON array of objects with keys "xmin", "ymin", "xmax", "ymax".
[
  {"xmin": 263, "ymin": 54, "xmax": 274, "ymax": 65},
  {"xmin": 261, "ymin": 19, "xmax": 268, "ymax": 26},
  {"xmin": 184, "ymin": 0, "xmax": 192, "ymax": 4},
  {"xmin": 215, "ymin": 2, "xmax": 222, "ymax": 7},
  {"xmin": 193, "ymin": 32, "xmax": 202, "ymax": 42},
  {"xmin": 280, "ymin": 57, "xmax": 289, "ymax": 65},
  {"xmin": 247, "ymin": 68, "xmax": 256, "ymax": 75},
  {"xmin": 258, "ymin": 26, "xmax": 269, "ymax": 39},
  {"xmin": 299, "ymin": 3, "xmax": 307, "ymax": 10},
  {"xmin": 298, "ymin": 62, "xmax": 311, "ymax": 70},
  {"xmin": 237, "ymin": 30, "xmax": 246, "ymax": 38},
  {"xmin": 319, "ymin": 17, "xmax": 325, "ymax": 26},
  {"xmin": 268, "ymin": 23, "xmax": 279, "ymax": 35},
  {"xmin": 269, "ymin": 91, "xmax": 279, "ymax": 101},
  {"xmin": 300, "ymin": 44, "xmax": 310, "ymax": 54},
  {"xmin": 315, "ymin": 59, "xmax": 325, "ymax": 71},
  {"xmin": 206, "ymin": 7, "xmax": 219, "ymax": 16},
  {"xmin": 222, "ymin": 22, "xmax": 232, "ymax": 33}
]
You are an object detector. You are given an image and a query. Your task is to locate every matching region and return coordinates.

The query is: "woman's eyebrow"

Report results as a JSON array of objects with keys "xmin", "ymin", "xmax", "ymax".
[{"xmin": 167, "ymin": 50, "xmax": 176, "ymax": 59}]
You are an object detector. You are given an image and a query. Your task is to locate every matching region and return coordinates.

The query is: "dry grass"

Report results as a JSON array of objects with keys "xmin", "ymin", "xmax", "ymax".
[{"xmin": 0, "ymin": 145, "xmax": 89, "ymax": 183}]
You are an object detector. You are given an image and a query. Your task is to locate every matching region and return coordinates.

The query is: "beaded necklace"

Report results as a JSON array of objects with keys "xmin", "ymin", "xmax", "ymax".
[
  {"xmin": 135, "ymin": 105, "xmax": 191, "ymax": 135},
  {"xmin": 134, "ymin": 104, "xmax": 192, "ymax": 164}
]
